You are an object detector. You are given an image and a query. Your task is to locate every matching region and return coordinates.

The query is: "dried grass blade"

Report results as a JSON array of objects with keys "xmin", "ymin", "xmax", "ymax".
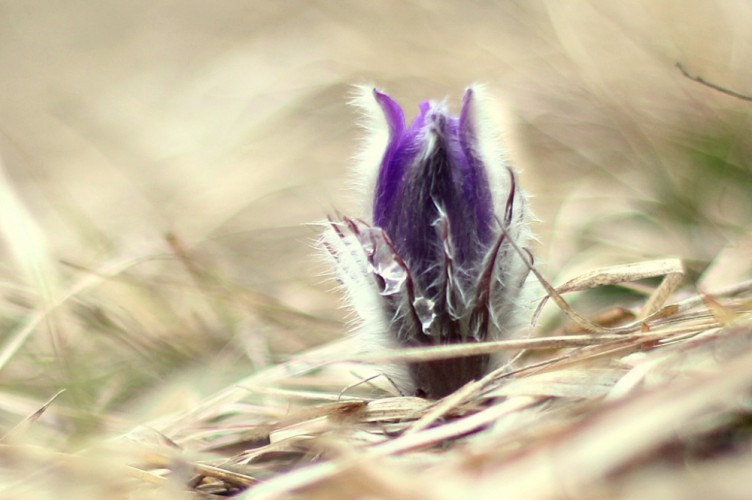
[
  {"xmin": 352, "ymin": 333, "xmax": 665, "ymax": 364},
  {"xmin": 1, "ymin": 389, "xmax": 65, "ymax": 442},
  {"xmin": 0, "ymin": 255, "xmax": 160, "ymax": 372},
  {"xmin": 470, "ymin": 337, "xmax": 752, "ymax": 498}
]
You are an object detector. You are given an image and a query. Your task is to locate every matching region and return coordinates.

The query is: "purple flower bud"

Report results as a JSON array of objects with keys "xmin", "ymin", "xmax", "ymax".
[{"xmin": 323, "ymin": 86, "xmax": 535, "ymax": 399}]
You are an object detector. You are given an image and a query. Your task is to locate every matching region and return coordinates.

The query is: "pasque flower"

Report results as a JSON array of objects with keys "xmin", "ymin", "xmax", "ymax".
[{"xmin": 323, "ymin": 86, "xmax": 535, "ymax": 399}]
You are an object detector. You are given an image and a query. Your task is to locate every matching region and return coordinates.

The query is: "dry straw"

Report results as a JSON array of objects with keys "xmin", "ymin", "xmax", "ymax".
[{"xmin": 80, "ymin": 262, "xmax": 752, "ymax": 498}]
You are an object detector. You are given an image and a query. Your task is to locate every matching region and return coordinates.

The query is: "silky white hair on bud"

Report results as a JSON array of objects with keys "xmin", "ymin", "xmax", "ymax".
[
  {"xmin": 347, "ymin": 84, "xmax": 392, "ymax": 217},
  {"xmin": 321, "ymin": 85, "xmax": 538, "ymax": 398}
]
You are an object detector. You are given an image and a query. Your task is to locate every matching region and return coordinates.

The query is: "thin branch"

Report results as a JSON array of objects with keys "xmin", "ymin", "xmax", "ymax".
[{"xmin": 676, "ymin": 62, "xmax": 752, "ymax": 102}]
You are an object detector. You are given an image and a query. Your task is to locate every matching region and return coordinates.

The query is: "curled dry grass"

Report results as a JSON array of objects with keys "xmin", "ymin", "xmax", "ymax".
[
  {"xmin": 5, "ymin": 261, "xmax": 751, "ymax": 498},
  {"xmin": 138, "ymin": 276, "xmax": 752, "ymax": 498}
]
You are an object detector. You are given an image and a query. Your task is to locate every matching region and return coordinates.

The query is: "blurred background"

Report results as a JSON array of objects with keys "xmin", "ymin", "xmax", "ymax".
[{"xmin": 0, "ymin": 0, "xmax": 751, "ymax": 447}]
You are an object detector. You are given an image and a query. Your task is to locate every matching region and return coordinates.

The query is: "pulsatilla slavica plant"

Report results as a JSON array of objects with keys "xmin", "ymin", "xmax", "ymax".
[{"xmin": 322, "ymin": 86, "xmax": 536, "ymax": 399}]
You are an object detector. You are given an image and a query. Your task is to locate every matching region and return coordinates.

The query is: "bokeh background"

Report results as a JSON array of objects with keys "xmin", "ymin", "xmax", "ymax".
[{"xmin": 1, "ymin": 0, "xmax": 751, "ymax": 448}]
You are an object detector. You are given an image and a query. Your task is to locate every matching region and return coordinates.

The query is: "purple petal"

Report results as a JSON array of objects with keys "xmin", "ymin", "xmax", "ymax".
[
  {"xmin": 372, "ymin": 90, "xmax": 407, "ymax": 229},
  {"xmin": 375, "ymin": 97, "xmax": 495, "ymax": 292},
  {"xmin": 459, "ymin": 88, "xmax": 495, "ymax": 249}
]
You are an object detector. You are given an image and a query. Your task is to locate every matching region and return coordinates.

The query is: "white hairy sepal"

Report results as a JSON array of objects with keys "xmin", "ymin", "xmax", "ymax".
[
  {"xmin": 319, "ymin": 222, "xmax": 413, "ymax": 392},
  {"xmin": 462, "ymin": 84, "xmax": 516, "ymax": 218},
  {"xmin": 485, "ymin": 179, "xmax": 540, "ymax": 370},
  {"xmin": 466, "ymin": 85, "xmax": 538, "ymax": 335},
  {"xmin": 347, "ymin": 84, "xmax": 391, "ymax": 217}
]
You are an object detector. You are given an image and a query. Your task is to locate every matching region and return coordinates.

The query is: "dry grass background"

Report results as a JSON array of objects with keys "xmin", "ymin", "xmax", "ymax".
[{"xmin": 1, "ymin": 1, "xmax": 752, "ymax": 498}]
